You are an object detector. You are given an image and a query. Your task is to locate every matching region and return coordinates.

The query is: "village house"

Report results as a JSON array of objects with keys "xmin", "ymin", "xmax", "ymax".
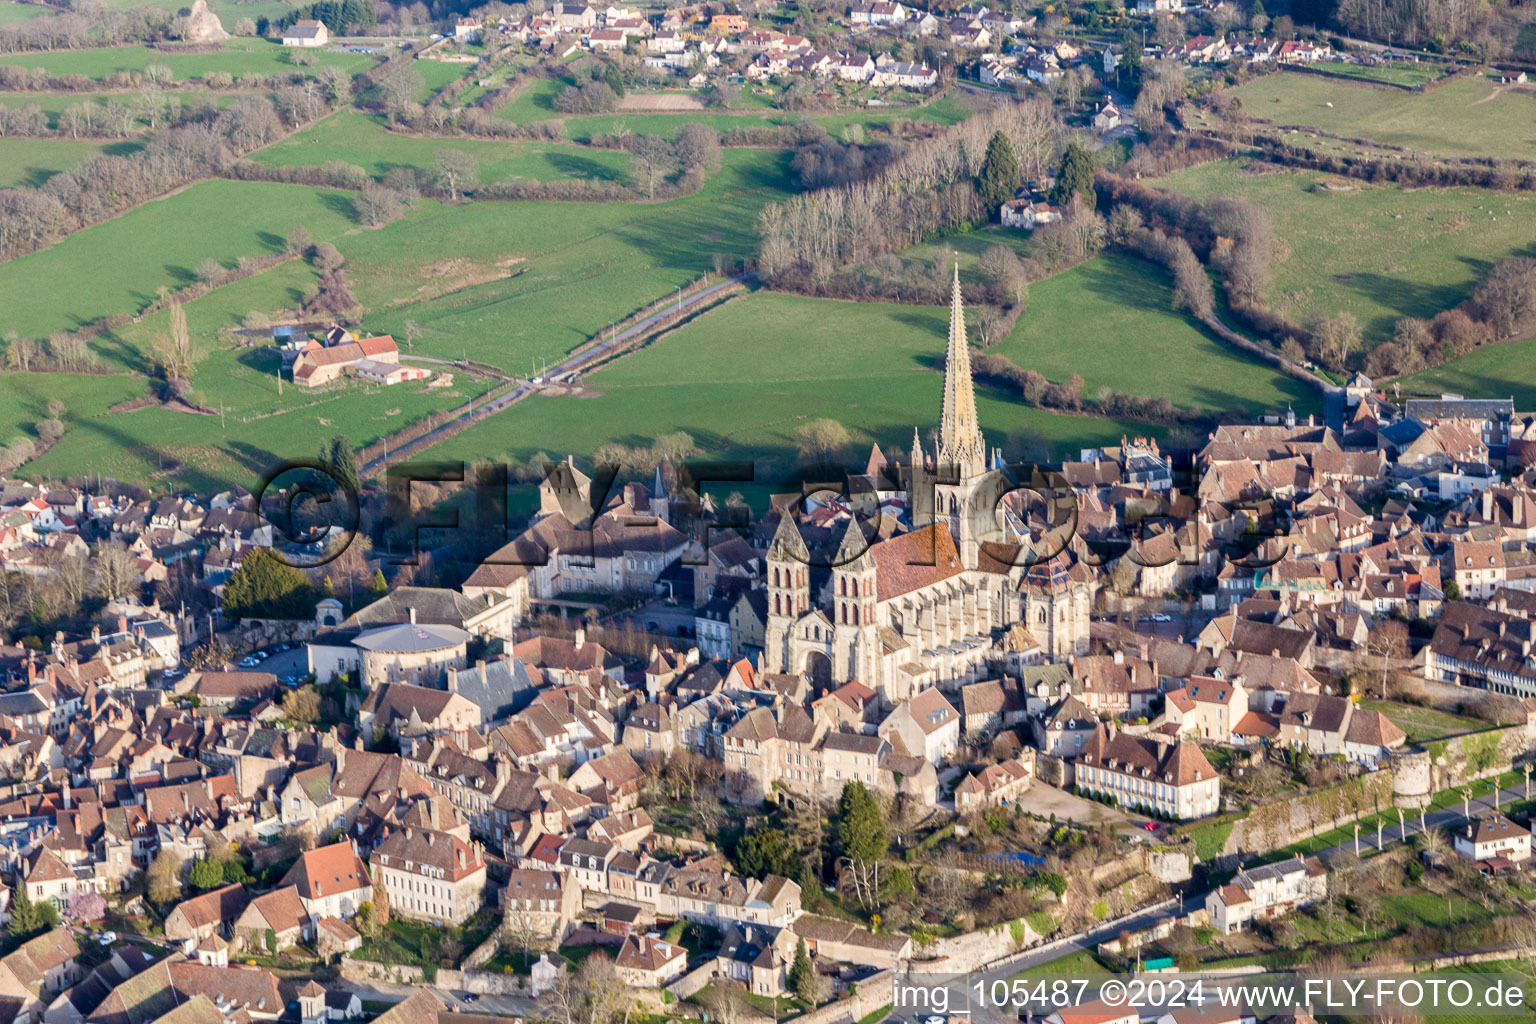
[
  {"xmin": 1452, "ymin": 814, "xmax": 1532, "ymax": 865},
  {"xmin": 282, "ymin": 19, "xmax": 329, "ymax": 46},
  {"xmin": 1075, "ymin": 724, "xmax": 1220, "ymax": 820},
  {"xmin": 1206, "ymin": 856, "xmax": 1327, "ymax": 933},
  {"xmin": 369, "ymin": 825, "xmax": 488, "ymax": 925}
]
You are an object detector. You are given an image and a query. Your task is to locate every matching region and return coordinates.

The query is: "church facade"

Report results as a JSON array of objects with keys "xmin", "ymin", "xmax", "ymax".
[{"xmin": 763, "ymin": 268, "xmax": 1093, "ymax": 702}]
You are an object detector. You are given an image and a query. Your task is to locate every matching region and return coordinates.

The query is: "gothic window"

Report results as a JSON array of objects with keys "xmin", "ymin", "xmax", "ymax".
[
  {"xmin": 851, "ymin": 579, "xmax": 858, "ymax": 597},
  {"xmin": 853, "ymin": 606, "xmax": 860, "ymax": 625},
  {"xmin": 840, "ymin": 578, "xmax": 847, "ymax": 596},
  {"xmin": 1038, "ymin": 609, "xmax": 1046, "ymax": 624}
]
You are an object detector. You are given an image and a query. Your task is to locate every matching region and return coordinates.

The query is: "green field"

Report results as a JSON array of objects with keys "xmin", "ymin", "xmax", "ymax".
[
  {"xmin": 412, "ymin": 56, "xmax": 474, "ymax": 102},
  {"xmin": 2, "ymin": 148, "xmax": 796, "ymax": 490},
  {"xmin": 93, "ymin": 0, "xmax": 305, "ymax": 24},
  {"xmin": 1152, "ymin": 158, "xmax": 1536, "ymax": 343},
  {"xmin": 16, "ymin": 259, "xmax": 502, "ymax": 491},
  {"xmin": 0, "ymin": 1, "xmax": 49, "ymax": 24},
  {"xmin": 0, "ymin": 135, "xmax": 142, "ymax": 187},
  {"xmin": 1226, "ymin": 71, "xmax": 1536, "ymax": 161},
  {"xmin": 0, "ymin": 178, "xmax": 361, "ymax": 342},
  {"xmin": 1394, "ymin": 335, "xmax": 1536, "ymax": 405},
  {"xmin": 253, "ymin": 110, "xmax": 631, "ymax": 184},
  {"xmin": 1307, "ymin": 61, "xmax": 1448, "ymax": 87},
  {"xmin": 0, "ymin": 40, "xmax": 375, "ymax": 82},
  {"xmin": 496, "ymin": 75, "xmax": 976, "ymax": 142},
  {"xmin": 420, "ymin": 289, "xmax": 1163, "ymax": 485},
  {"xmin": 989, "ymin": 251, "xmax": 1317, "ymax": 415},
  {"xmin": 1359, "ymin": 699, "xmax": 1487, "ymax": 743}
]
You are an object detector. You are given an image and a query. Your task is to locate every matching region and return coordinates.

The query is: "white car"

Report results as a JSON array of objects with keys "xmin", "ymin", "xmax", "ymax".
[
  {"xmin": 97, "ymin": 931, "xmax": 117, "ymax": 946},
  {"xmin": 1151, "ymin": 613, "xmax": 1173, "ymax": 623}
]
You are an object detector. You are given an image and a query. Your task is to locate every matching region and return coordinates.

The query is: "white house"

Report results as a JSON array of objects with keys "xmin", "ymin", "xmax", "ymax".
[
  {"xmin": 1453, "ymin": 815, "xmax": 1531, "ymax": 864},
  {"xmin": 282, "ymin": 19, "xmax": 329, "ymax": 46}
]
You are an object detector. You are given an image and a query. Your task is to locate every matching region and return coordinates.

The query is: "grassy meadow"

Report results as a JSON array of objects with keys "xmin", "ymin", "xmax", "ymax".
[
  {"xmin": 420, "ymin": 288, "xmax": 1162, "ymax": 485},
  {"xmin": 1224, "ymin": 70, "xmax": 1536, "ymax": 162},
  {"xmin": 1393, "ymin": 335, "xmax": 1536, "ymax": 406},
  {"xmin": 1, "ymin": 147, "xmax": 797, "ymax": 490},
  {"xmin": 0, "ymin": 135, "xmax": 142, "ymax": 187},
  {"xmin": 1151, "ymin": 158, "xmax": 1536, "ymax": 344},
  {"xmin": 990, "ymin": 251, "xmax": 1316, "ymax": 415},
  {"xmin": 0, "ymin": 1, "xmax": 49, "ymax": 24},
  {"xmin": 495, "ymin": 74, "xmax": 976, "ymax": 142},
  {"xmin": 253, "ymin": 110, "xmax": 632, "ymax": 185},
  {"xmin": 0, "ymin": 40, "xmax": 375, "ymax": 82}
]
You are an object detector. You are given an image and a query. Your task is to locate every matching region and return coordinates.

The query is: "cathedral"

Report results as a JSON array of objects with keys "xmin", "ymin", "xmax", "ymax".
[{"xmin": 763, "ymin": 267, "xmax": 1093, "ymax": 703}]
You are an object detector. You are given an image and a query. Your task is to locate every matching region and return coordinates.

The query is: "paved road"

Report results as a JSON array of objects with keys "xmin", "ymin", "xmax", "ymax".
[{"xmin": 360, "ymin": 274, "xmax": 753, "ymax": 477}]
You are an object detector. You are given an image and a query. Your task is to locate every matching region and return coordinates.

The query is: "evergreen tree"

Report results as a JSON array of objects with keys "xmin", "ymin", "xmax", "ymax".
[
  {"xmin": 976, "ymin": 130, "xmax": 1021, "ymax": 216},
  {"xmin": 1051, "ymin": 143, "xmax": 1097, "ymax": 210},
  {"xmin": 189, "ymin": 858, "xmax": 225, "ymax": 890},
  {"xmin": 788, "ymin": 937, "xmax": 815, "ymax": 1002},
  {"xmin": 223, "ymin": 548, "xmax": 315, "ymax": 620},
  {"xmin": 372, "ymin": 568, "xmax": 388, "ymax": 597},
  {"xmin": 602, "ymin": 62, "xmax": 626, "ymax": 99},
  {"xmin": 8, "ymin": 883, "xmax": 39, "ymax": 939},
  {"xmin": 836, "ymin": 781, "xmax": 887, "ymax": 910},
  {"xmin": 324, "ymin": 434, "xmax": 360, "ymax": 494}
]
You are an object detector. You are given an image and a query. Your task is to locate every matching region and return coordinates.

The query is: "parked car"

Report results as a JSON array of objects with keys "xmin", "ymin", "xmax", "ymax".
[{"xmin": 97, "ymin": 931, "xmax": 117, "ymax": 946}]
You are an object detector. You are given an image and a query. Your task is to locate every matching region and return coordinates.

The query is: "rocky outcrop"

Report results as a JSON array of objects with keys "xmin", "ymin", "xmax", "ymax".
[{"xmin": 181, "ymin": 0, "xmax": 230, "ymax": 42}]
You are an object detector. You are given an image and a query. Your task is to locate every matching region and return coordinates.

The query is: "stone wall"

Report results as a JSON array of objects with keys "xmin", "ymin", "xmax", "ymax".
[
  {"xmin": 1225, "ymin": 770, "xmax": 1397, "ymax": 856},
  {"xmin": 915, "ymin": 919, "xmax": 1042, "ymax": 973},
  {"xmin": 667, "ymin": 961, "xmax": 717, "ymax": 1000},
  {"xmin": 339, "ymin": 956, "xmax": 535, "ymax": 996},
  {"xmin": 786, "ymin": 970, "xmax": 893, "ymax": 1024}
]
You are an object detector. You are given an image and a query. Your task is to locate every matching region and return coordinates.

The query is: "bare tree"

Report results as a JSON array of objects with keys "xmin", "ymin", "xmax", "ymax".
[{"xmin": 433, "ymin": 149, "xmax": 477, "ymax": 201}]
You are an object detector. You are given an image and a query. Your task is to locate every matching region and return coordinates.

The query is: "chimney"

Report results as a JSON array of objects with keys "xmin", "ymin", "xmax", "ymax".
[
  {"xmin": 336, "ymin": 743, "xmax": 347, "ymax": 775},
  {"xmin": 447, "ymin": 668, "xmax": 458, "ymax": 693},
  {"xmin": 574, "ymin": 627, "xmax": 585, "ymax": 651},
  {"xmin": 405, "ymin": 826, "xmax": 413, "ymax": 840},
  {"xmin": 1482, "ymin": 489, "xmax": 1494, "ymax": 520},
  {"xmin": 1112, "ymin": 650, "xmax": 1124, "ymax": 665},
  {"xmin": 408, "ymin": 607, "xmax": 417, "ymax": 625},
  {"xmin": 117, "ymin": 614, "xmax": 127, "ymax": 634},
  {"xmin": 91, "ymin": 624, "xmax": 101, "ymax": 644}
]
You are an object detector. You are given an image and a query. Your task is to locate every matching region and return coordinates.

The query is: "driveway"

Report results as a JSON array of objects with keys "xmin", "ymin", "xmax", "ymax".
[{"xmin": 1026, "ymin": 782, "xmax": 1131, "ymax": 829}]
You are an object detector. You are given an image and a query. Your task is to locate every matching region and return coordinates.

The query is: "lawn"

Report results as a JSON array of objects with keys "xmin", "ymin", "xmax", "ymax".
[
  {"xmin": 0, "ymin": 178, "xmax": 360, "ymax": 342},
  {"xmin": 0, "ymin": 40, "xmax": 375, "ymax": 81},
  {"xmin": 1010, "ymin": 948, "xmax": 1115, "ymax": 977},
  {"xmin": 1186, "ymin": 818, "xmax": 1236, "ymax": 862},
  {"xmin": 1308, "ymin": 61, "xmax": 1448, "ymax": 88},
  {"xmin": 1359, "ymin": 699, "xmax": 1487, "ymax": 743},
  {"xmin": 0, "ymin": 135, "xmax": 142, "ymax": 187},
  {"xmin": 1151, "ymin": 158, "xmax": 1536, "ymax": 344},
  {"xmin": 411, "ymin": 56, "xmax": 475, "ymax": 102},
  {"xmin": 497, "ymin": 74, "xmax": 976, "ymax": 142},
  {"xmin": 1393, "ymin": 334, "xmax": 1536, "ymax": 407},
  {"xmin": 418, "ymin": 288, "xmax": 1162, "ymax": 491},
  {"xmin": 1224, "ymin": 71, "xmax": 1536, "ymax": 162},
  {"xmin": 17, "ymin": 258, "xmax": 500, "ymax": 491},
  {"xmin": 253, "ymin": 109, "xmax": 631, "ymax": 185},
  {"xmin": 988, "ymin": 251, "xmax": 1317, "ymax": 415},
  {"xmin": 98, "ymin": 0, "xmax": 305, "ymax": 24},
  {"xmin": 0, "ymin": 1, "xmax": 49, "ymax": 24}
]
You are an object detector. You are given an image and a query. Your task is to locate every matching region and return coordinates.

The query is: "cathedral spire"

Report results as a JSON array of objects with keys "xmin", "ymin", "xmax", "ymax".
[{"xmin": 937, "ymin": 262, "xmax": 987, "ymax": 478}]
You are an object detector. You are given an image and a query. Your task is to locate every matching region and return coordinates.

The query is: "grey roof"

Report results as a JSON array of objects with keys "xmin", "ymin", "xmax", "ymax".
[
  {"xmin": 346, "ymin": 587, "xmax": 489, "ymax": 630},
  {"xmin": 352, "ymin": 622, "xmax": 469, "ymax": 653},
  {"xmin": 0, "ymin": 691, "xmax": 49, "ymax": 716},
  {"xmin": 1404, "ymin": 398, "xmax": 1512, "ymax": 420},
  {"xmin": 450, "ymin": 658, "xmax": 537, "ymax": 723}
]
